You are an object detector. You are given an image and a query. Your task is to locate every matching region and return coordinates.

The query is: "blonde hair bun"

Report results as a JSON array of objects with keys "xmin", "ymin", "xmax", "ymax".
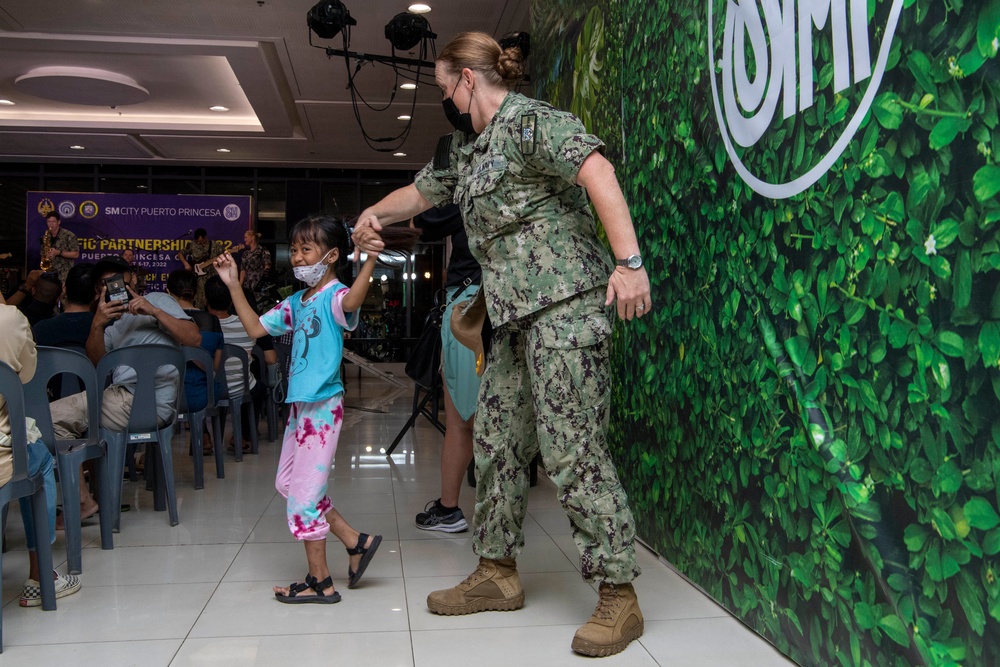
[
  {"xmin": 440, "ymin": 31, "xmax": 526, "ymax": 91},
  {"xmin": 497, "ymin": 48, "xmax": 525, "ymax": 84}
]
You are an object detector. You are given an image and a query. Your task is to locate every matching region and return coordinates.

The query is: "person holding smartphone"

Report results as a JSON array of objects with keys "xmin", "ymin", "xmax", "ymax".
[{"xmin": 48, "ymin": 257, "xmax": 201, "ymax": 441}]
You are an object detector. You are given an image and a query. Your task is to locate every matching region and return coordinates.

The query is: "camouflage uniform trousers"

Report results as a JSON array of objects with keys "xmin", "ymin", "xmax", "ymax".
[{"xmin": 472, "ymin": 287, "xmax": 640, "ymax": 584}]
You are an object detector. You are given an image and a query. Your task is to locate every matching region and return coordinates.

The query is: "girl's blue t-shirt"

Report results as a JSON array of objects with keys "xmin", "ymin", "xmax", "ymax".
[{"xmin": 259, "ymin": 280, "xmax": 358, "ymax": 403}]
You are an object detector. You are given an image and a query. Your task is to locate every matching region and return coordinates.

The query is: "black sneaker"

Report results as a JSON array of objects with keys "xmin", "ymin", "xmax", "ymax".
[{"xmin": 415, "ymin": 499, "xmax": 468, "ymax": 533}]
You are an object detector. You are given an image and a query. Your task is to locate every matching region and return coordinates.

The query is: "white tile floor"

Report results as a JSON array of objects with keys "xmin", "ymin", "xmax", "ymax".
[{"xmin": 1, "ymin": 374, "xmax": 797, "ymax": 666}]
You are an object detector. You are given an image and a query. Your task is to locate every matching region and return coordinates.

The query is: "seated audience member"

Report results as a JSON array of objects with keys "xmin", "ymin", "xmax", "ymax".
[
  {"xmin": 33, "ymin": 262, "xmax": 100, "ymax": 526},
  {"xmin": 239, "ymin": 283, "xmax": 280, "ymax": 418},
  {"xmin": 4, "ymin": 270, "xmax": 41, "ymax": 304},
  {"xmin": 205, "ymin": 275, "xmax": 265, "ymax": 452},
  {"xmin": 33, "ymin": 263, "xmax": 96, "ymax": 348},
  {"xmin": 120, "ymin": 249, "xmax": 148, "ymax": 294},
  {"xmin": 166, "ymin": 269, "xmax": 224, "ymax": 453},
  {"xmin": 49, "ymin": 257, "xmax": 201, "ymax": 440},
  {"xmin": 7, "ymin": 271, "xmax": 62, "ymax": 329},
  {"xmin": 0, "ymin": 298, "xmax": 81, "ymax": 606}
]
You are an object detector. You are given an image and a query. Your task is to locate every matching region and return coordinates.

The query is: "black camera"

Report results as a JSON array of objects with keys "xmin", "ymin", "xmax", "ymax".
[{"xmin": 104, "ymin": 274, "xmax": 130, "ymax": 305}]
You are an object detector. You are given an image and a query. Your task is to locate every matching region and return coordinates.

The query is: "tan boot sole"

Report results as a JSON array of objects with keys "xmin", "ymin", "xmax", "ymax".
[
  {"xmin": 427, "ymin": 591, "xmax": 525, "ymax": 615},
  {"xmin": 571, "ymin": 619, "xmax": 644, "ymax": 657}
]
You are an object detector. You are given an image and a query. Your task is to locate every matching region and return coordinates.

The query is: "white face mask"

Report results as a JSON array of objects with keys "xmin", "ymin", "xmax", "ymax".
[{"xmin": 292, "ymin": 249, "xmax": 333, "ymax": 287}]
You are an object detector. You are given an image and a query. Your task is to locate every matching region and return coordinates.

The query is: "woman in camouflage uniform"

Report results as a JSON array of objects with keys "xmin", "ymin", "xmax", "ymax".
[
  {"xmin": 353, "ymin": 31, "xmax": 651, "ymax": 658},
  {"xmin": 238, "ymin": 230, "xmax": 272, "ymax": 310}
]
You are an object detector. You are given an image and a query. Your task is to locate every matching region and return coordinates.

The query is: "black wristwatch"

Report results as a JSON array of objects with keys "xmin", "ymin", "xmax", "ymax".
[
  {"xmin": 17, "ymin": 285, "xmax": 29, "ymax": 294},
  {"xmin": 616, "ymin": 254, "xmax": 643, "ymax": 270}
]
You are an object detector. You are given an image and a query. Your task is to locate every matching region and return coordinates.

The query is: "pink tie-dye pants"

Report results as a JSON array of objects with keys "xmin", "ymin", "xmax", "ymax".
[{"xmin": 275, "ymin": 396, "xmax": 345, "ymax": 540}]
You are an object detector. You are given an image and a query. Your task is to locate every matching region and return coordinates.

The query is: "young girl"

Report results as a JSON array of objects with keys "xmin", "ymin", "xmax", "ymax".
[{"xmin": 214, "ymin": 215, "xmax": 417, "ymax": 603}]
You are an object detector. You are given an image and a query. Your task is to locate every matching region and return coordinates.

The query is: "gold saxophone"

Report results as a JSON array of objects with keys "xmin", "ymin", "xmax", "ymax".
[{"xmin": 40, "ymin": 232, "xmax": 52, "ymax": 271}]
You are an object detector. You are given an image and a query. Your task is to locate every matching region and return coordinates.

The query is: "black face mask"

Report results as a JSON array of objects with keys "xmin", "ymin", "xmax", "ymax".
[{"xmin": 442, "ymin": 78, "xmax": 475, "ymax": 134}]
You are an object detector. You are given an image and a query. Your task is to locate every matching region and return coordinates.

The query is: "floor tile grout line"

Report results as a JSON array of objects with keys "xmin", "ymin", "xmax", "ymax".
[
  {"xmin": 385, "ymin": 432, "xmax": 420, "ymax": 667},
  {"xmin": 166, "ymin": 481, "xmax": 278, "ymax": 667}
]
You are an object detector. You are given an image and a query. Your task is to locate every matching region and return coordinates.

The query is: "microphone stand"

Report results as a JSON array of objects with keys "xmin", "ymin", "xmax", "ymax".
[{"xmin": 165, "ymin": 230, "xmax": 193, "ymax": 263}]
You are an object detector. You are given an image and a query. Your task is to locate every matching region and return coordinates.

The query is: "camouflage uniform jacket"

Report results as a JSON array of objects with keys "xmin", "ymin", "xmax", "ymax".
[
  {"xmin": 414, "ymin": 92, "xmax": 613, "ymax": 327},
  {"xmin": 43, "ymin": 228, "xmax": 79, "ymax": 283}
]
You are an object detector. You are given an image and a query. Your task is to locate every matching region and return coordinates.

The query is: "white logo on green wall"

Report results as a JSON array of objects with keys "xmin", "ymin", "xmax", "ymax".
[{"xmin": 708, "ymin": 0, "xmax": 904, "ymax": 199}]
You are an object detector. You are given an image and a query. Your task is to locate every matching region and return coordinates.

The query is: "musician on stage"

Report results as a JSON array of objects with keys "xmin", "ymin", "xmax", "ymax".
[
  {"xmin": 178, "ymin": 228, "xmax": 224, "ymax": 309},
  {"xmin": 41, "ymin": 212, "xmax": 79, "ymax": 283}
]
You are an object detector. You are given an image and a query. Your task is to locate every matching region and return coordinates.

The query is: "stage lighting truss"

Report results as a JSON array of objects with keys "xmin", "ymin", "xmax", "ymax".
[{"xmin": 307, "ymin": 1, "xmax": 439, "ymax": 153}]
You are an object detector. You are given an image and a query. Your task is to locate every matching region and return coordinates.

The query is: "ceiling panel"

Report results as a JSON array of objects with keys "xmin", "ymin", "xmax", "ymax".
[
  {"xmin": 144, "ymin": 101, "xmax": 452, "ymax": 168},
  {"xmin": 0, "ymin": 132, "xmax": 153, "ymax": 158},
  {"xmin": 0, "ymin": 0, "xmax": 530, "ymax": 168}
]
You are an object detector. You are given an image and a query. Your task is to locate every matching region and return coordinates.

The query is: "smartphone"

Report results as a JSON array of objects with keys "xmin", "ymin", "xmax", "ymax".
[{"xmin": 104, "ymin": 274, "xmax": 130, "ymax": 304}]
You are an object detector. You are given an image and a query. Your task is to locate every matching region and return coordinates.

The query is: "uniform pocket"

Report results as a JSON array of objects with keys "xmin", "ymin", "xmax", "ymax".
[
  {"xmin": 533, "ymin": 313, "xmax": 611, "ymax": 417},
  {"xmin": 537, "ymin": 313, "xmax": 611, "ymax": 350},
  {"xmin": 463, "ymin": 155, "xmax": 520, "ymax": 237}
]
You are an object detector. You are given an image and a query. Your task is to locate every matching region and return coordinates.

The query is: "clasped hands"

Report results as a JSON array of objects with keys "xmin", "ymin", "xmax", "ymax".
[{"xmin": 351, "ymin": 216, "xmax": 386, "ymax": 259}]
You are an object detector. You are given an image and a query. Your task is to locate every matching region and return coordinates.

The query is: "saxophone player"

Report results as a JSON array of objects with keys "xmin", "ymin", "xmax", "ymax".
[{"xmin": 41, "ymin": 212, "xmax": 79, "ymax": 283}]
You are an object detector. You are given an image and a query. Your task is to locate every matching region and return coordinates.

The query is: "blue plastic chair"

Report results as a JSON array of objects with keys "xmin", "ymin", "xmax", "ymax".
[
  {"xmin": 218, "ymin": 344, "xmax": 258, "ymax": 462},
  {"xmin": 95, "ymin": 344, "xmax": 185, "ymax": 531},
  {"xmin": 0, "ymin": 361, "xmax": 57, "ymax": 651},
  {"xmin": 251, "ymin": 345, "xmax": 277, "ymax": 442},
  {"xmin": 178, "ymin": 345, "xmax": 224, "ymax": 489},
  {"xmin": 25, "ymin": 347, "xmax": 114, "ymax": 575},
  {"xmin": 53, "ymin": 343, "xmax": 87, "ymax": 399}
]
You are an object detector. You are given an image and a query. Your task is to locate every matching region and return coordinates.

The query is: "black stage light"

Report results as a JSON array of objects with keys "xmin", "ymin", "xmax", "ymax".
[
  {"xmin": 500, "ymin": 32, "xmax": 531, "ymax": 58},
  {"xmin": 307, "ymin": 0, "xmax": 356, "ymax": 40},
  {"xmin": 384, "ymin": 12, "xmax": 435, "ymax": 51},
  {"xmin": 499, "ymin": 31, "xmax": 531, "ymax": 58}
]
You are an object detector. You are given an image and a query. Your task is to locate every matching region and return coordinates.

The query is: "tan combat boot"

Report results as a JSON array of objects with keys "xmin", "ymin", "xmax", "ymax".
[
  {"xmin": 426, "ymin": 556, "xmax": 524, "ymax": 615},
  {"xmin": 571, "ymin": 582, "xmax": 644, "ymax": 657}
]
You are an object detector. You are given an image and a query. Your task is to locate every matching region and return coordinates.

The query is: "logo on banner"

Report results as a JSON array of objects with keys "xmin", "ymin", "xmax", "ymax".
[
  {"xmin": 708, "ymin": 0, "xmax": 904, "ymax": 199},
  {"xmin": 37, "ymin": 198, "xmax": 55, "ymax": 217},
  {"xmin": 79, "ymin": 200, "xmax": 99, "ymax": 219},
  {"xmin": 58, "ymin": 201, "xmax": 76, "ymax": 219},
  {"xmin": 223, "ymin": 204, "xmax": 241, "ymax": 221}
]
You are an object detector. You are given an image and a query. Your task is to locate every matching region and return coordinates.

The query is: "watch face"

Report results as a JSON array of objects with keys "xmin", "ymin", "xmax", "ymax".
[{"xmin": 627, "ymin": 255, "xmax": 642, "ymax": 269}]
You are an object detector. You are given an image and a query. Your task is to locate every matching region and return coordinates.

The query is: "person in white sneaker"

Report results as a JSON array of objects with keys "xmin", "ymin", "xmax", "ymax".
[
  {"xmin": 412, "ymin": 205, "xmax": 483, "ymax": 534},
  {"xmin": 0, "ymin": 300, "xmax": 81, "ymax": 607}
]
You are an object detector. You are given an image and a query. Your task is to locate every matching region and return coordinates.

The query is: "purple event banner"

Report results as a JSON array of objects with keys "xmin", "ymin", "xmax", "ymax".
[{"xmin": 27, "ymin": 192, "xmax": 252, "ymax": 293}]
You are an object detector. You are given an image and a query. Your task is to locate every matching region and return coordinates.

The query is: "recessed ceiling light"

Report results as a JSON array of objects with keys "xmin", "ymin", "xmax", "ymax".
[
  {"xmin": 397, "ymin": 115, "xmax": 411, "ymax": 120},
  {"xmin": 209, "ymin": 105, "xmax": 229, "ymax": 112},
  {"xmin": 409, "ymin": 4, "xmax": 432, "ymax": 13},
  {"xmin": 0, "ymin": 99, "xmax": 15, "ymax": 105},
  {"xmin": 69, "ymin": 145, "xmax": 85, "ymax": 150},
  {"xmin": 393, "ymin": 152, "xmax": 407, "ymax": 157},
  {"xmin": 216, "ymin": 148, "xmax": 231, "ymax": 153},
  {"xmin": 400, "ymin": 83, "xmax": 417, "ymax": 90}
]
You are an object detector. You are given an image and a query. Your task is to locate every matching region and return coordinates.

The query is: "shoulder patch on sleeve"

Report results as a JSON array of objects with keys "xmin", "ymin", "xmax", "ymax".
[
  {"xmin": 433, "ymin": 135, "xmax": 453, "ymax": 170},
  {"xmin": 520, "ymin": 113, "xmax": 536, "ymax": 155}
]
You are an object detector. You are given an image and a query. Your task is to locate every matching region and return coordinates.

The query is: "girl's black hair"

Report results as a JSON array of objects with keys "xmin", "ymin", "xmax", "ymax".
[{"xmin": 288, "ymin": 215, "xmax": 352, "ymax": 269}]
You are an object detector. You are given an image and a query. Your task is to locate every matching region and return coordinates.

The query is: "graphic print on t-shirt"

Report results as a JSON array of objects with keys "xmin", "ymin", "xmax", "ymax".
[{"xmin": 290, "ymin": 311, "xmax": 322, "ymax": 378}]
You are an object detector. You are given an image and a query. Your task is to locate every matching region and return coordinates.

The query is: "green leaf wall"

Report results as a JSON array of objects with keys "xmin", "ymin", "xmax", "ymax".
[{"xmin": 532, "ymin": 0, "xmax": 1000, "ymax": 665}]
